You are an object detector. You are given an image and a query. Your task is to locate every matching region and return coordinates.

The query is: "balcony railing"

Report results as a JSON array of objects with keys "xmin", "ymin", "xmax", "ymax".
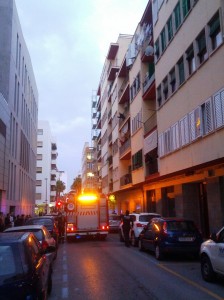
[
  {"xmin": 143, "ymin": 73, "xmax": 155, "ymax": 95},
  {"xmin": 144, "ymin": 113, "xmax": 157, "ymax": 136},
  {"xmin": 119, "ymin": 138, "xmax": 131, "ymax": 156},
  {"xmin": 120, "ymin": 173, "xmax": 132, "ymax": 186}
]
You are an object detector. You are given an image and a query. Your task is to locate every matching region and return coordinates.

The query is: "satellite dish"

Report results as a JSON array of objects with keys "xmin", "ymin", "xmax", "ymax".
[{"xmin": 145, "ymin": 45, "xmax": 154, "ymax": 56}]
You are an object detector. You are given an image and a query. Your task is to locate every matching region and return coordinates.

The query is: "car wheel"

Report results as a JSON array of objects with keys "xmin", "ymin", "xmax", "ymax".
[
  {"xmin": 131, "ymin": 232, "xmax": 137, "ymax": 247},
  {"xmin": 138, "ymin": 239, "xmax": 144, "ymax": 251},
  {"xmin": 201, "ymin": 255, "xmax": 216, "ymax": 282},
  {"xmin": 155, "ymin": 244, "xmax": 163, "ymax": 260}
]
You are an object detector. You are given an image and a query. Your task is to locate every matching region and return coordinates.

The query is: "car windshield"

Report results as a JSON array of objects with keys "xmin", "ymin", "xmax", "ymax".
[
  {"xmin": 0, "ymin": 245, "xmax": 22, "ymax": 284},
  {"xmin": 139, "ymin": 215, "xmax": 159, "ymax": 222},
  {"xmin": 167, "ymin": 221, "xmax": 197, "ymax": 231},
  {"xmin": 109, "ymin": 216, "xmax": 120, "ymax": 221},
  {"xmin": 26, "ymin": 218, "xmax": 53, "ymax": 229}
]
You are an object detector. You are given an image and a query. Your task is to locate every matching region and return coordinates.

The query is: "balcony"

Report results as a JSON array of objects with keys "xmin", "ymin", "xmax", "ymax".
[
  {"xmin": 144, "ymin": 113, "xmax": 157, "ymax": 136},
  {"xmin": 108, "ymin": 132, "xmax": 112, "ymax": 145},
  {"xmin": 118, "ymin": 79, "xmax": 129, "ymax": 104},
  {"xmin": 120, "ymin": 173, "xmax": 132, "ymax": 186},
  {"xmin": 119, "ymin": 138, "xmax": 131, "ymax": 159},
  {"xmin": 108, "ymin": 108, "xmax": 112, "ymax": 123},
  {"xmin": 107, "ymin": 65, "xmax": 119, "ymax": 81},
  {"xmin": 107, "ymin": 43, "xmax": 119, "ymax": 60},
  {"xmin": 107, "ymin": 155, "xmax": 113, "ymax": 166},
  {"xmin": 142, "ymin": 73, "xmax": 155, "ymax": 100},
  {"xmin": 145, "ymin": 148, "xmax": 159, "ymax": 178}
]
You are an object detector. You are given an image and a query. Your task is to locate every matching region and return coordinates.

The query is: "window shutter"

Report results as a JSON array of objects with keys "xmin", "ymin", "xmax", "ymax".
[
  {"xmin": 189, "ymin": 111, "xmax": 196, "ymax": 141},
  {"xmin": 214, "ymin": 91, "xmax": 224, "ymax": 128},
  {"xmin": 204, "ymin": 99, "xmax": 213, "ymax": 134}
]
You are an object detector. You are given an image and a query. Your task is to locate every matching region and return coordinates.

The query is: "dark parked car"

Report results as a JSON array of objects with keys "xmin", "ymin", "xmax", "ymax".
[
  {"xmin": 4, "ymin": 224, "xmax": 57, "ymax": 261},
  {"xmin": 139, "ymin": 217, "xmax": 203, "ymax": 260},
  {"xmin": 0, "ymin": 231, "xmax": 53, "ymax": 299},
  {"xmin": 25, "ymin": 216, "xmax": 59, "ymax": 248}
]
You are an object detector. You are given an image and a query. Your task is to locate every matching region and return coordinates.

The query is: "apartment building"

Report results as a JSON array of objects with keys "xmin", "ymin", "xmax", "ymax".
[
  {"xmin": 36, "ymin": 121, "xmax": 58, "ymax": 214},
  {"xmin": 0, "ymin": 0, "xmax": 38, "ymax": 215},
  {"xmin": 150, "ymin": 0, "xmax": 224, "ymax": 237},
  {"xmin": 91, "ymin": 0, "xmax": 224, "ymax": 237},
  {"xmin": 81, "ymin": 142, "xmax": 99, "ymax": 193}
]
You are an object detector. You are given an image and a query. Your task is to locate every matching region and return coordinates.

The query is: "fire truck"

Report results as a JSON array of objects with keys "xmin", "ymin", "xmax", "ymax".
[{"xmin": 65, "ymin": 193, "xmax": 109, "ymax": 241}]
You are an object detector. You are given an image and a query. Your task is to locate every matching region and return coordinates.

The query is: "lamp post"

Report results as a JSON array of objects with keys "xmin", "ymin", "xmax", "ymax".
[{"xmin": 45, "ymin": 178, "xmax": 48, "ymax": 213}]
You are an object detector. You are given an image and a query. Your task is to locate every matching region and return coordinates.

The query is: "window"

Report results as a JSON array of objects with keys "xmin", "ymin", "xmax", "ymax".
[
  {"xmin": 189, "ymin": 107, "xmax": 202, "ymax": 141},
  {"xmin": 37, "ymin": 154, "xmax": 42, "ymax": 160},
  {"xmin": 158, "ymin": 134, "xmax": 164, "ymax": 157},
  {"xmin": 154, "ymin": 39, "xmax": 160, "ymax": 60},
  {"xmin": 36, "ymin": 180, "xmax": 42, "ymax": 186},
  {"xmin": 132, "ymin": 110, "xmax": 142, "ymax": 134},
  {"xmin": 169, "ymin": 68, "xmax": 176, "ymax": 93},
  {"xmin": 130, "ymin": 73, "xmax": 140, "ymax": 102},
  {"xmin": 161, "ymin": 27, "xmax": 166, "ymax": 53},
  {"xmin": 171, "ymin": 122, "xmax": 180, "ymax": 151},
  {"xmin": 179, "ymin": 115, "xmax": 189, "ymax": 146},
  {"xmin": 167, "ymin": 16, "xmax": 173, "ymax": 42},
  {"xmin": 157, "ymin": 85, "xmax": 162, "ymax": 107},
  {"xmin": 35, "ymin": 193, "xmax": 41, "ymax": 200},
  {"xmin": 174, "ymin": 2, "xmax": 181, "ymax": 30},
  {"xmin": 197, "ymin": 30, "xmax": 208, "ymax": 64},
  {"xmin": 201, "ymin": 98, "xmax": 213, "ymax": 135},
  {"xmin": 37, "ymin": 141, "xmax": 43, "ymax": 147},
  {"xmin": 164, "ymin": 129, "xmax": 171, "ymax": 154},
  {"xmin": 163, "ymin": 77, "xmax": 168, "ymax": 101},
  {"xmin": 213, "ymin": 88, "xmax": 224, "ymax": 128},
  {"xmin": 37, "ymin": 129, "xmax": 43, "ymax": 135},
  {"xmin": 186, "ymin": 44, "xmax": 196, "ymax": 75},
  {"xmin": 209, "ymin": 12, "xmax": 222, "ymax": 51},
  {"xmin": 132, "ymin": 149, "xmax": 143, "ymax": 171},
  {"xmin": 182, "ymin": 0, "xmax": 191, "ymax": 18},
  {"xmin": 178, "ymin": 57, "xmax": 185, "ymax": 85},
  {"xmin": 36, "ymin": 167, "xmax": 42, "ymax": 173}
]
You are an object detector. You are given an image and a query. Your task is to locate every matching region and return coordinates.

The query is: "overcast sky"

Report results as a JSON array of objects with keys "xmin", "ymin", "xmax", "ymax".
[{"xmin": 15, "ymin": 0, "xmax": 149, "ymax": 189}]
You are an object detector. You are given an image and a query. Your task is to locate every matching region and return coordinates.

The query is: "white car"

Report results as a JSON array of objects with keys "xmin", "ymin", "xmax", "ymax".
[
  {"xmin": 119, "ymin": 213, "xmax": 160, "ymax": 246},
  {"xmin": 200, "ymin": 226, "xmax": 224, "ymax": 282}
]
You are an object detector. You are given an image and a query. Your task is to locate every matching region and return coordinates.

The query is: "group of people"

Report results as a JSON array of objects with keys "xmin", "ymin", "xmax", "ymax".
[{"xmin": 0, "ymin": 211, "xmax": 31, "ymax": 232}]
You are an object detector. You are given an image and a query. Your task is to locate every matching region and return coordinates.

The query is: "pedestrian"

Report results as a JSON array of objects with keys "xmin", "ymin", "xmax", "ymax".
[{"xmin": 122, "ymin": 210, "xmax": 133, "ymax": 247}]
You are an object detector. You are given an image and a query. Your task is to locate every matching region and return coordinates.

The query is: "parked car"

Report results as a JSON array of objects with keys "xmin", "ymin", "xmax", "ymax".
[
  {"xmin": 0, "ymin": 231, "xmax": 53, "ymax": 299},
  {"xmin": 25, "ymin": 216, "xmax": 59, "ymax": 248},
  {"xmin": 119, "ymin": 213, "xmax": 161, "ymax": 246},
  {"xmin": 200, "ymin": 226, "xmax": 224, "ymax": 282},
  {"xmin": 109, "ymin": 214, "xmax": 121, "ymax": 232},
  {"xmin": 138, "ymin": 217, "xmax": 203, "ymax": 260},
  {"xmin": 4, "ymin": 224, "xmax": 57, "ymax": 261}
]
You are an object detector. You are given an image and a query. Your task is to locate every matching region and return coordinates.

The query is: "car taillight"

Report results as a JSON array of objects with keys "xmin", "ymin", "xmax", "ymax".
[
  {"xmin": 136, "ymin": 223, "xmax": 144, "ymax": 227},
  {"xmin": 101, "ymin": 225, "xmax": 109, "ymax": 230},
  {"xmin": 67, "ymin": 223, "xmax": 76, "ymax": 232},
  {"xmin": 42, "ymin": 240, "xmax": 49, "ymax": 251}
]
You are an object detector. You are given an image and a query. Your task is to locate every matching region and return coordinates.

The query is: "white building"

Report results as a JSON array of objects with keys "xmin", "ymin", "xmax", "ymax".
[
  {"xmin": 36, "ymin": 121, "xmax": 58, "ymax": 213},
  {"xmin": 0, "ymin": 0, "xmax": 38, "ymax": 216}
]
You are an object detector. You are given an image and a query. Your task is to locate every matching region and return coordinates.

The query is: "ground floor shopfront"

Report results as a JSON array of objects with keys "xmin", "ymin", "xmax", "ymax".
[{"xmin": 113, "ymin": 159, "xmax": 224, "ymax": 238}]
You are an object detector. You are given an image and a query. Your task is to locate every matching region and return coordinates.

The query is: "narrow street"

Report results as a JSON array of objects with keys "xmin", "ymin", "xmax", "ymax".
[{"xmin": 49, "ymin": 234, "xmax": 224, "ymax": 300}]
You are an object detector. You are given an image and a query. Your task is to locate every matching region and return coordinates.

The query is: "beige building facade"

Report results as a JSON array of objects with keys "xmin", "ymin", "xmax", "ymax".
[{"xmin": 91, "ymin": 0, "xmax": 224, "ymax": 237}]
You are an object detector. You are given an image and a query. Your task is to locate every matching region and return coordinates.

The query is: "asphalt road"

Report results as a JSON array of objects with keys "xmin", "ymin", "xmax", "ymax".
[{"xmin": 48, "ymin": 233, "xmax": 224, "ymax": 300}]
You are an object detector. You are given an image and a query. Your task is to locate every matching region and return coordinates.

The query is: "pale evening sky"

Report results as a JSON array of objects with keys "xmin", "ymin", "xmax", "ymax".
[{"xmin": 15, "ymin": 0, "xmax": 149, "ymax": 188}]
